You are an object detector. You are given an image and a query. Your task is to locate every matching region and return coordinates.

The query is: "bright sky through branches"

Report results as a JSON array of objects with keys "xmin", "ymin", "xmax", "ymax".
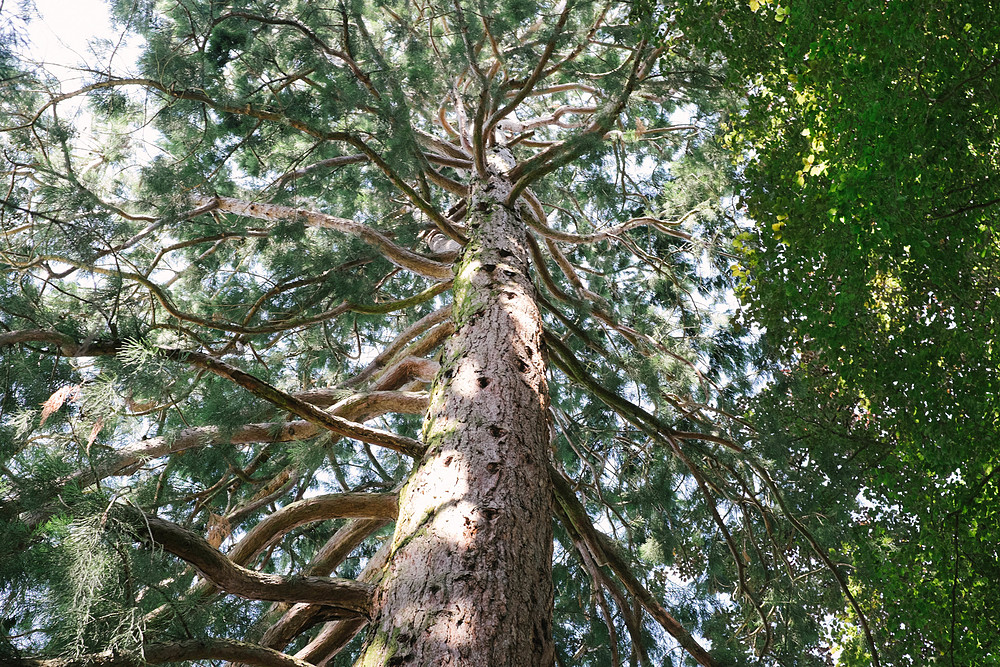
[{"xmin": 24, "ymin": 0, "xmax": 142, "ymax": 83}]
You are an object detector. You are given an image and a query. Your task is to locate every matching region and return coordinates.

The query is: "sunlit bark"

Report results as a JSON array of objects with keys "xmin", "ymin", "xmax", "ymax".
[{"xmin": 357, "ymin": 151, "xmax": 554, "ymax": 665}]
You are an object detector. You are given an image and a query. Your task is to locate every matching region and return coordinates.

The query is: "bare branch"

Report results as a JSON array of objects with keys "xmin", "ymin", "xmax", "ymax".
[
  {"xmin": 258, "ymin": 520, "xmax": 389, "ymax": 653},
  {"xmin": 175, "ymin": 494, "xmax": 397, "ymax": 613},
  {"xmin": 205, "ymin": 196, "xmax": 453, "ymax": 280},
  {"xmin": 14, "ymin": 638, "xmax": 318, "ymax": 667},
  {"xmin": 11, "ymin": 391, "xmax": 424, "ymax": 533},
  {"xmin": 292, "ymin": 538, "xmax": 393, "ymax": 664},
  {"xmin": 161, "ymin": 348, "xmax": 426, "ymax": 457},
  {"xmin": 274, "ymin": 154, "xmax": 368, "ymax": 187},
  {"xmin": 345, "ymin": 305, "xmax": 451, "ymax": 387},
  {"xmin": 113, "ymin": 506, "xmax": 372, "ymax": 614},
  {"xmin": 228, "ymin": 493, "xmax": 397, "ymax": 567}
]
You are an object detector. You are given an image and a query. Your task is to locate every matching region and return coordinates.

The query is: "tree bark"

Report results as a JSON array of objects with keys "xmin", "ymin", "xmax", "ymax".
[{"xmin": 356, "ymin": 150, "xmax": 555, "ymax": 666}]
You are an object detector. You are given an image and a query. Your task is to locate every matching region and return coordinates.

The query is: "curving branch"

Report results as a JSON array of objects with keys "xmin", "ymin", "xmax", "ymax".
[
  {"xmin": 414, "ymin": 128, "xmax": 472, "ymax": 161},
  {"xmin": 290, "ymin": 538, "xmax": 393, "ymax": 665},
  {"xmin": 258, "ymin": 521, "xmax": 391, "ymax": 655},
  {"xmin": 0, "ymin": 331, "xmax": 426, "ymax": 456},
  {"xmin": 227, "ymin": 493, "xmax": 397, "ymax": 568},
  {"xmin": 113, "ymin": 505, "xmax": 372, "ymax": 614},
  {"xmin": 544, "ymin": 331, "xmax": 741, "ymax": 454},
  {"xmin": 520, "ymin": 188, "xmax": 699, "ymax": 245},
  {"xmin": 203, "ymin": 196, "xmax": 453, "ymax": 280},
  {"xmin": 11, "ymin": 391, "xmax": 425, "ymax": 532},
  {"xmin": 344, "ymin": 305, "xmax": 451, "ymax": 388},
  {"xmin": 161, "ymin": 348, "xmax": 426, "ymax": 457},
  {"xmin": 174, "ymin": 494, "xmax": 397, "ymax": 613},
  {"xmin": 506, "ymin": 41, "xmax": 648, "ymax": 203},
  {"xmin": 5, "ymin": 252, "xmax": 448, "ymax": 335},
  {"xmin": 0, "ymin": 329, "xmax": 121, "ymax": 357},
  {"xmin": 485, "ymin": 0, "xmax": 574, "ymax": 137},
  {"xmin": 550, "ymin": 467, "xmax": 720, "ymax": 667},
  {"xmin": 274, "ymin": 154, "xmax": 368, "ymax": 187},
  {"xmin": 14, "ymin": 638, "xmax": 317, "ymax": 667}
]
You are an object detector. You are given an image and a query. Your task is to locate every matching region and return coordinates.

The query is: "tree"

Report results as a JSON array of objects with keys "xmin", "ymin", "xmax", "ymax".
[
  {"xmin": 1, "ymin": 0, "xmax": 871, "ymax": 665},
  {"xmin": 677, "ymin": 0, "xmax": 1000, "ymax": 663}
]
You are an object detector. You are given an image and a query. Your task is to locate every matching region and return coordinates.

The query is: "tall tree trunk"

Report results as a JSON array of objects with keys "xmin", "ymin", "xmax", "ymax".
[{"xmin": 357, "ymin": 150, "xmax": 555, "ymax": 666}]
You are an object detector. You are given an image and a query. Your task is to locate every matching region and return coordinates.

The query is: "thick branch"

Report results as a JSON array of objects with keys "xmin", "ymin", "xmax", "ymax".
[
  {"xmin": 114, "ymin": 506, "xmax": 372, "ymax": 614},
  {"xmin": 275, "ymin": 154, "xmax": 368, "ymax": 186},
  {"xmin": 158, "ymin": 348, "xmax": 425, "ymax": 457},
  {"xmin": 291, "ymin": 538, "xmax": 393, "ymax": 664},
  {"xmin": 344, "ymin": 305, "xmax": 451, "ymax": 387},
  {"xmin": 0, "ymin": 329, "xmax": 120, "ymax": 357},
  {"xmin": 179, "ymin": 494, "xmax": 396, "ymax": 611},
  {"xmin": 258, "ymin": 519, "xmax": 389, "ymax": 652},
  {"xmin": 204, "ymin": 196, "xmax": 452, "ymax": 280},
  {"xmin": 227, "ymin": 493, "xmax": 397, "ymax": 567},
  {"xmin": 14, "ymin": 638, "xmax": 315, "ymax": 667}
]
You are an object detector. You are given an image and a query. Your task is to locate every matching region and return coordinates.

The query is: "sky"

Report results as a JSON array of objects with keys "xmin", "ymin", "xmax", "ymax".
[{"xmin": 21, "ymin": 0, "xmax": 142, "ymax": 84}]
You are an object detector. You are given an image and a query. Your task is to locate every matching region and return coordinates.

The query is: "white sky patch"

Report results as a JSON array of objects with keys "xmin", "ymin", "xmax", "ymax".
[{"xmin": 25, "ymin": 0, "xmax": 143, "ymax": 80}]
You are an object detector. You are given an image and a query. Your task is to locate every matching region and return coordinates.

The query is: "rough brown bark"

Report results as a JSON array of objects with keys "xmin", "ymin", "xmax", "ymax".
[{"xmin": 356, "ymin": 151, "xmax": 555, "ymax": 666}]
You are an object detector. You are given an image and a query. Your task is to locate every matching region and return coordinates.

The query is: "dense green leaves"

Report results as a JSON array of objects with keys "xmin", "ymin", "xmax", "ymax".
[{"xmin": 679, "ymin": 0, "xmax": 1000, "ymax": 662}]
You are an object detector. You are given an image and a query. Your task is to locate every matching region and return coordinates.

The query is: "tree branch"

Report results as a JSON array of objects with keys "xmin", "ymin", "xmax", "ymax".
[
  {"xmin": 13, "ymin": 638, "xmax": 317, "ymax": 667},
  {"xmin": 550, "ymin": 467, "xmax": 720, "ymax": 667},
  {"xmin": 0, "ymin": 331, "xmax": 426, "ymax": 456},
  {"xmin": 290, "ymin": 538, "xmax": 393, "ymax": 664},
  {"xmin": 11, "ymin": 391, "xmax": 425, "ymax": 533},
  {"xmin": 113, "ymin": 505, "xmax": 372, "ymax": 614},
  {"xmin": 545, "ymin": 332, "xmax": 741, "ymax": 453},
  {"xmin": 257, "ymin": 520, "xmax": 390, "ymax": 654},
  {"xmin": 227, "ymin": 493, "xmax": 397, "ymax": 567},
  {"xmin": 204, "ymin": 196, "xmax": 453, "ymax": 280},
  {"xmin": 506, "ymin": 41, "xmax": 647, "ymax": 203},
  {"xmin": 485, "ymin": 0, "xmax": 575, "ymax": 138},
  {"xmin": 160, "ymin": 348, "xmax": 426, "ymax": 457},
  {"xmin": 175, "ymin": 494, "xmax": 397, "ymax": 613},
  {"xmin": 344, "ymin": 305, "xmax": 451, "ymax": 387}
]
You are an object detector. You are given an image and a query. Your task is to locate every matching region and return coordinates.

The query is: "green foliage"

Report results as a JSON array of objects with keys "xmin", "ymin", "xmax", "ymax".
[
  {"xmin": 678, "ymin": 0, "xmax": 1000, "ymax": 662},
  {"xmin": 0, "ymin": 0, "xmax": 865, "ymax": 664}
]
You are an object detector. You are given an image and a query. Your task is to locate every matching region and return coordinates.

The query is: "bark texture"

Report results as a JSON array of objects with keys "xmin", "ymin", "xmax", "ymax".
[{"xmin": 357, "ymin": 151, "xmax": 554, "ymax": 666}]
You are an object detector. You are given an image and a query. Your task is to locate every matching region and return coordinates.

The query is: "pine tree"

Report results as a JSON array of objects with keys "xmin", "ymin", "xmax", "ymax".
[{"xmin": 0, "ymin": 1, "xmax": 865, "ymax": 665}]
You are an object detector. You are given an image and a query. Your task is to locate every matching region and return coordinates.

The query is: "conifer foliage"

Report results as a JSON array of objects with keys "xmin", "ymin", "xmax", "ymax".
[{"xmin": 1, "ymin": 0, "xmax": 855, "ymax": 664}]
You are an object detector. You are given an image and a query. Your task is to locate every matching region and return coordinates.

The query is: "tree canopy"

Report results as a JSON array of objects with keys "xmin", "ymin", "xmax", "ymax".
[
  {"xmin": 0, "ymin": 0, "xmax": 797, "ymax": 664},
  {"xmin": 677, "ymin": 0, "xmax": 1000, "ymax": 663},
  {"xmin": 2, "ymin": 0, "xmax": 997, "ymax": 665}
]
